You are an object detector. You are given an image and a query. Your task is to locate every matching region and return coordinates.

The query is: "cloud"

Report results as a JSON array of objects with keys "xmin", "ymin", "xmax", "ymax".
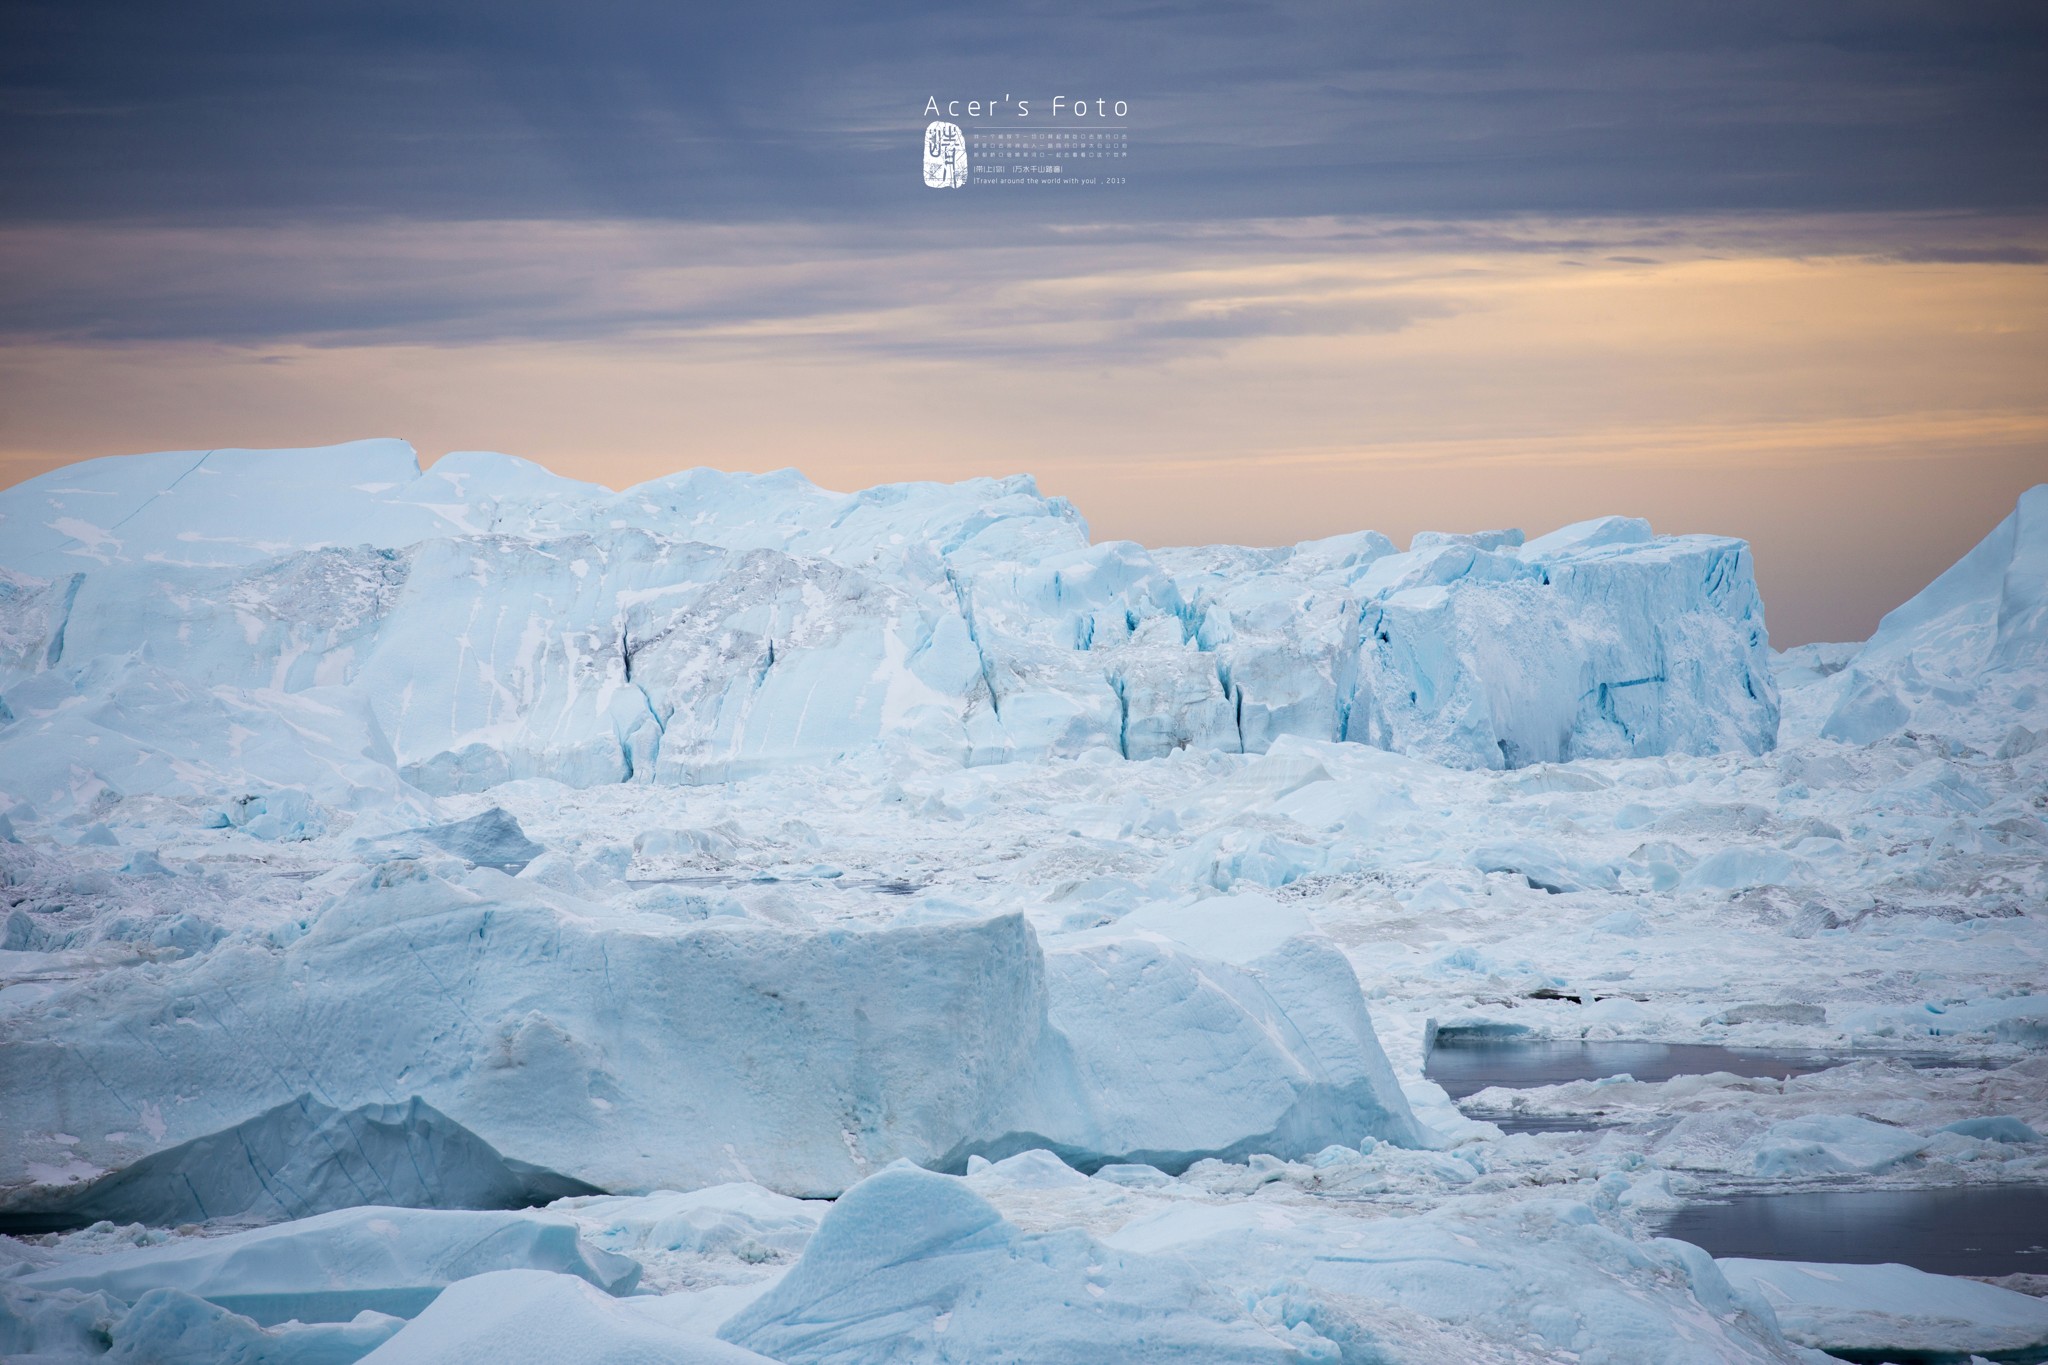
[
  {"xmin": 3, "ymin": 213, "xmax": 2039, "ymax": 361},
  {"xmin": 1891, "ymin": 245, "xmax": 2048, "ymax": 265},
  {"xmin": 1, "ymin": 0, "xmax": 2044, "ymax": 225},
  {"xmin": 0, "ymin": 217, "xmax": 1479, "ymax": 356}
]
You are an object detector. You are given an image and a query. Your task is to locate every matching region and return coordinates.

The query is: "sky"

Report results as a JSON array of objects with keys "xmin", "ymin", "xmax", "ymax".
[{"xmin": 1, "ymin": 1, "xmax": 2044, "ymax": 644}]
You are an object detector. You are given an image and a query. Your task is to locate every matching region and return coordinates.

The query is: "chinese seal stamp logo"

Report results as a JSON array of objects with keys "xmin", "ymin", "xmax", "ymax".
[{"xmin": 923, "ymin": 121, "xmax": 967, "ymax": 188}]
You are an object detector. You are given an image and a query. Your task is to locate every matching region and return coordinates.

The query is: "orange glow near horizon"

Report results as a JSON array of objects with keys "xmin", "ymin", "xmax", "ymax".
[{"xmin": 2, "ymin": 227, "xmax": 2044, "ymax": 646}]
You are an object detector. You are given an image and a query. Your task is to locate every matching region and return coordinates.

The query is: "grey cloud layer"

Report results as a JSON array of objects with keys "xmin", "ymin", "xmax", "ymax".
[
  {"xmin": 0, "ymin": 214, "xmax": 2036, "ymax": 357},
  {"xmin": 2, "ymin": 0, "xmax": 2044, "ymax": 226}
]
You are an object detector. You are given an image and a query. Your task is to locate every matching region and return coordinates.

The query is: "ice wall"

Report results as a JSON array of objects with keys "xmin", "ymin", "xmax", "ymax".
[
  {"xmin": 0, "ymin": 441, "xmax": 1777, "ymax": 811},
  {"xmin": 0, "ymin": 865, "xmax": 1422, "ymax": 1202},
  {"xmin": 1791, "ymin": 483, "xmax": 2048, "ymax": 748}
]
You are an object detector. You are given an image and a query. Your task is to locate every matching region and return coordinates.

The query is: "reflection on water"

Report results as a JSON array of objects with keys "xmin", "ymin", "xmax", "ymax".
[
  {"xmin": 1425, "ymin": 1037, "xmax": 1980, "ymax": 1102},
  {"xmin": 1481, "ymin": 1113, "xmax": 1618, "ymax": 1135},
  {"xmin": 1659, "ymin": 1185, "xmax": 2048, "ymax": 1278}
]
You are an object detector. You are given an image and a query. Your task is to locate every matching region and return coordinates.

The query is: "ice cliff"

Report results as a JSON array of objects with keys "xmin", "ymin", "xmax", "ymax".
[
  {"xmin": 1786, "ymin": 483, "xmax": 2048, "ymax": 751},
  {"xmin": 0, "ymin": 857, "xmax": 1423, "ymax": 1203},
  {"xmin": 0, "ymin": 440, "xmax": 1777, "ymax": 816}
]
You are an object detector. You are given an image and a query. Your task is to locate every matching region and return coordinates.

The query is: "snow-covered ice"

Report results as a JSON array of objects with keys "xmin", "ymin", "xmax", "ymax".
[
  {"xmin": 2, "ymin": 443, "xmax": 2045, "ymax": 1362},
  {"xmin": 361, "ymin": 1270, "xmax": 777, "ymax": 1365},
  {"xmin": 13, "ymin": 1205, "xmax": 640, "ymax": 1323},
  {"xmin": 1718, "ymin": 1257, "xmax": 2048, "ymax": 1357}
]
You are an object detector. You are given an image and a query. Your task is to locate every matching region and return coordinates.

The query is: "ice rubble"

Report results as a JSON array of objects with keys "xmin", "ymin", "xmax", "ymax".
[
  {"xmin": 0, "ymin": 1163, "xmax": 1830, "ymax": 1363},
  {"xmin": 719, "ymin": 1163, "xmax": 1308, "ymax": 1362},
  {"xmin": 635, "ymin": 1156, "xmax": 1822, "ymax": 1362},
  {"xmin": 2, "ymin": 449, "xmax": 2046, "ymax": 1363}
]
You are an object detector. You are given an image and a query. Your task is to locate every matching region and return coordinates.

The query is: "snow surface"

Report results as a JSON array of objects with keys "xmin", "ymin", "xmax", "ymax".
[
  {"xmin": 2, "ymin": 445, "xmax": 2045, "ymax": 1362},
  {"xmin": 361, "ymin": 1270, "xmax": 777, "ymax": 1364}
]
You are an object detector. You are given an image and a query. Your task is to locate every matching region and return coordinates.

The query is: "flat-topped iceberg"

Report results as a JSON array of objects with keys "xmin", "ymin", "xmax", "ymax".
[
  {"xmin": 0, "ymin": 441, "xmax": 1778, "ymax": 815},
  {"xmin": 0, "ymin": 865, "xmax": 1423, "ymax": 1205},
  {"xmin": 1718, "ymin": 1258, "xmax": 2048, "ymax": 1358}
]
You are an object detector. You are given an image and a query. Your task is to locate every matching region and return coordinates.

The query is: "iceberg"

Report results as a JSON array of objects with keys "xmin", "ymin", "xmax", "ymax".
[
  {"xmin": 1795, "ymin": 483, "xmax": 2048, "ymax": 746},
  {"xmin": 1718, "ymin": 1258, "xmax": 2048, "ymax": 1358},
  {"xmin": 1745, "ymin": 1115, "xmax": 1930, "ymax": 1177},
  {"xmin": 0, "ymin": 442, "xmax": 1781, "ymax": 811},
  {"xmin": 99, "ymin": 1289, "xmax": 404, "ymax": 1365},
  {"xmin": 0, "ymin": 865, "xmax": 1424, "ymax": 1202},
  {"xmin": 1001, "ymin": 896, "xmax": 1429, "ymax": 1169},
  {"xmin": 719, "ymin": 1163, "xmax": 1308, "ymax": 1362},
  {"xmin": 16, "ymin": 1205, "xmax": 639, "ymax": 1325},
  {"xmin": 0, "ymin": 1095, "xmax": 598, "ymax": 1233},
  {"xmin": 0, "ymin": 872, "xmax": 1055, "ymax": 1199},
  {"xmin": 565, "ymin": 1183, "xmax": 825, "ymax": 1261}
]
